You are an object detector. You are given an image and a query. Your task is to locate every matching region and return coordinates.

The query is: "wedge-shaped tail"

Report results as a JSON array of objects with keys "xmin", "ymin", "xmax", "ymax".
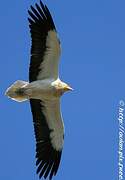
[{"xmin": 5, "ymin": 80, "xmax": 29, "ymax": 102}]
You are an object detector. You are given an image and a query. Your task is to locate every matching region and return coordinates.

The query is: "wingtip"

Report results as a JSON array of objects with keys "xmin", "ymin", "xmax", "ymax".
[
  {"xmin": 40, "ymin": 0, "xmax": 45, "ymax": 8},
  {"xmin": 36, "ymin": 149, "xmax": 62, "ymax": 180}
]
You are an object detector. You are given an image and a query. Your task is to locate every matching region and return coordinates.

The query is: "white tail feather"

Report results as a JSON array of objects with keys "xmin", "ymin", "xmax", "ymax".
[{"xmin": 5, "ymin": 80, "xmax": 29, "ymax": 102}]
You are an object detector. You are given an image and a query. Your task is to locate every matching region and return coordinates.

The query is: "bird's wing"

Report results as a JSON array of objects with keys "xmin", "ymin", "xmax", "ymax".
[
  {"xmin": 28, "ymin": 1, "xmax": 61, "ymax": 82},
  {"xmin": 30, "ymin": 99, "xmax": 64, "ymax": 180}
]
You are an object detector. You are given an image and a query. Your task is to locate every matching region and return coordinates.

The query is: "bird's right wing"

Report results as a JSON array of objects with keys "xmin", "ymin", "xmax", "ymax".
[
  {"xmin": 28, "ymin": 1, "xmax": 61, "ymax": 82},
  {"xmin": 30, "ymin": 98, "xmax": 64, "ymax": 180}
]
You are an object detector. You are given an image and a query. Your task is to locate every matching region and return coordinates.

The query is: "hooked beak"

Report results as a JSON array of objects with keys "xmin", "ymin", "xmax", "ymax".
[{"xmin": 64, "ymin": 85, "xmax": 73, "ymax": 91}]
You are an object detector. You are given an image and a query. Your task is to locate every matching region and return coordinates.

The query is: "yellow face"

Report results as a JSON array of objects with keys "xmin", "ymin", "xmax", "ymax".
[
  {"xmin": 63, "ymin": 84, "xmax": 73, "ymax": 92},
  {"xmin": 55, "ymin": 81, "xmax": 73, "ymax": 96}
]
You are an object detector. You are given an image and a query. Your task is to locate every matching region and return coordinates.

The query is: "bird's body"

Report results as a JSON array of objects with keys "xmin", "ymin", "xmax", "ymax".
[
  {"xmin": 5, "ymin": 1, "xmax": 72, "ymax": 180},
  {"xmin": 6, "ymin": 78, "xmax": 71, "ymax": 101}
]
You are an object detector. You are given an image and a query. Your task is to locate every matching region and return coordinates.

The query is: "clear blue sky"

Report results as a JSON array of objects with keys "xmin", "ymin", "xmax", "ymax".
[{"xmin": 0, "ymin": 0, "xmax": 125, "ymax": 180}]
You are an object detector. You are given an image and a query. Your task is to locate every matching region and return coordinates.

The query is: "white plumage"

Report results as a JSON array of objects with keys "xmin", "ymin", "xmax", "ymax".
[
  {"xmin": 5, "ymin": 1, "xmax": 72, "ymax": 180},
  {"xmin": 37, "ymin": 30, "xmax": 61, "ymax": 80}
]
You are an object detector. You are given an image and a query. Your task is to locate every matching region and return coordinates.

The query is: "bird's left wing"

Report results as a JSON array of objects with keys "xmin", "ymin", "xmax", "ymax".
[
  {"xmin": 30, "ymin": 99, "xmax": 64, "ymax": 180},
  {"xmin": 28, "ymin": 1, "xmax": 61, "ymax": 82}
]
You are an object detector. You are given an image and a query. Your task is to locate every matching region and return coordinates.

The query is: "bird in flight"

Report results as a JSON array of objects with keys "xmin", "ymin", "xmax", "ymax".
[{"xmin": 5, "ymin": 1, "xmax": 72, "ymax": 180}]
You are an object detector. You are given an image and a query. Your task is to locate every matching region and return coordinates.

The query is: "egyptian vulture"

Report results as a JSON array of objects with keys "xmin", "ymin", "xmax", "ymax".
[{"xmin": 5, "ymin": 1, "xmax": 72, "ymax": 180}]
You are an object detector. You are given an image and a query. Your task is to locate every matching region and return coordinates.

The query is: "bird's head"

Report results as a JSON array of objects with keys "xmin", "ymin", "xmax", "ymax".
[{"xmin": 55, "ymin": 81, "xmax": 73, "ymax": 96}]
